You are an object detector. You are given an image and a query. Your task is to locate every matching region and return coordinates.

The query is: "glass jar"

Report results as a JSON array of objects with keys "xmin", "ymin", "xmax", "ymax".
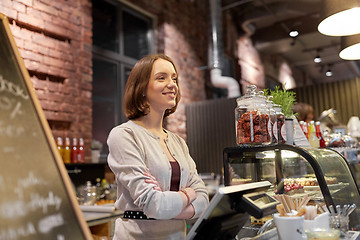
[
  {"xmin": 235, "ymin": 85, "xmax": 256, "ymax": 144},
  {"xmin": 235, "ymin": 86, "xmax": 271, "ymax": 145},
  {"xmin": 273, "ymin": 104, "xmax": 285, "ymax": 143},
  {"xmin": 257, "ymin": 91, "xmax": 272, "ymax": 143},
  {"xmin": 83, "ymin": 181, "xmax": 97, "ymax": 205},
  {"xmin": 266, "ymin": 96, "xmax": 277, "ymax": 144}
]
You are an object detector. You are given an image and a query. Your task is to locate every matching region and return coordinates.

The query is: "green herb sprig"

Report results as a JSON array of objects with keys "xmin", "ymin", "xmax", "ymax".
[{"xmin": 265, "ymin": 86, "xmax": 296, "ymax": 118}]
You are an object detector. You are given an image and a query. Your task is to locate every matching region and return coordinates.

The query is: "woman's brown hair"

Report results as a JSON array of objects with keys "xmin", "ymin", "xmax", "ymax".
[
  {"xmin": 123, "ymin": 53, "xmax": 181, "ymax": 120},
  {"xmin": 293, "ymin": 102, "xmax": 314, "ymax": 122}
]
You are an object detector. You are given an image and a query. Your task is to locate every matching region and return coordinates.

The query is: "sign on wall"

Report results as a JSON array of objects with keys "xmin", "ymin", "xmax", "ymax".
[{"xmin": 0, "ymin": 13, "xmax": 92, "ymax": 239}]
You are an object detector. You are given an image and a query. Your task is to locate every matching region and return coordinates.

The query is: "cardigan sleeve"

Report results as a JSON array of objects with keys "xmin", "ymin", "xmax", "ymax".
[
  {"xmin": 175, "ymin": 135, "xmax": 209, "ymax": 219},
  {"xmin": 107, "ymin": 126, "xmax": 184, "ymax": 219}
]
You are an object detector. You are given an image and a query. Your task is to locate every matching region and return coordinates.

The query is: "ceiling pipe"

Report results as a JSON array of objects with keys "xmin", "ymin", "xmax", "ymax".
[
  {"xmin": 222, "ymin": 0, "xmax": 252, "ymax": 11},
  {"xmin": 349, "ymin": 61, "xmax": 360, "ymax": 76},
  {"xmin": 209, "ymin": 0, "xmax": 240, "ymax": 98}
]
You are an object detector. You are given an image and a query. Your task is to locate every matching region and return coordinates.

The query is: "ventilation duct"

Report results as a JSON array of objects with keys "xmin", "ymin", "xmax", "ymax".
[{"xmin": 209, "ymin": 0, "xmax": 240, "ymax": 98}]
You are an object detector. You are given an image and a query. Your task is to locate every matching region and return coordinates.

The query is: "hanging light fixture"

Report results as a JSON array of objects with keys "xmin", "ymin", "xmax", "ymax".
[
  {"xmin": 318, "ymin": 0, "xmax": 360, "ymax": 36},
  {"xmin": 314, "ymin": 55, "xmax": 322, "ymax": 63},
  {"xmin": 289, "ymin": 30, "xmax": 298, "ymax": 46},
  {"xmin": 326, "ymin": 69, "xmax": 333, "ymax": 77},
  {"xmin": 289, "ymin": 30, "xmax": 299, "ymax": 38},
  {"xmin": 313, "ymin": 49, "xmax": 322, "ymax": 63},
  {"xmin": 325, "ymin": 64, "xmax": 333, "ymax": 77},
  {"xmin": 339, "ymin": 34, "xmax": 360, "ymax": 60}
]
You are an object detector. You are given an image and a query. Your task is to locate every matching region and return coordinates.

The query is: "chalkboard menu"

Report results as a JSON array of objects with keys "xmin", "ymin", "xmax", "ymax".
[{"xmin": 0, "ymin": 13, "xmax": 92, "ymax": 239}]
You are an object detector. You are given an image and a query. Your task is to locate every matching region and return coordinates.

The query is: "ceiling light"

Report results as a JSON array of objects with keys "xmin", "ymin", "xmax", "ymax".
[
  {"xmin": 339, "ymin": 34, "xmax": 360, "ymax": 60},
  {"xmin": 326, "ymin": 66, "xmax": 333, "ymax": 77},
  {"xmin": 326, "ymin": 70, "xmax": 333, "ymax": 77},
  {"xmin": 318, "ymin": 0, "xmax": 360, "ymax": 36},
  {"xmin": 289, "ymin": 30, "xmax": 298, "ymax": 38},
  {"xmin": 314, "ymin": 55, "xmax": 322, "ymax": 63}
]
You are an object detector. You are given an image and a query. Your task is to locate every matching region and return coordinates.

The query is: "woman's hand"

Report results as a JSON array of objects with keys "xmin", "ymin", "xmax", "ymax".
[
  {"xmin": 179, "ymin": 187, "xmax": 196, "ymax": 209},
  {"xmin": 183, "ymin": 187, "xmax": 196, "ymax": 202},
  {"xmin": 143, "ymin": 169, "xmax": 161, "ymax": 191}
]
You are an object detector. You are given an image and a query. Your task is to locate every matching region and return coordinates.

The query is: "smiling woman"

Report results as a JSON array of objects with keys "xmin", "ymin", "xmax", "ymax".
[
  {"xmin": 123, "ymin": 54, "xmax": 181, "ymax": 120},
  {"xmin": 145, "ymin": 58, "xmax": 179, "ymax": 114},
  {"xmin": 107, "ymin": 53, "xmax": 209, "ymax": 240}
]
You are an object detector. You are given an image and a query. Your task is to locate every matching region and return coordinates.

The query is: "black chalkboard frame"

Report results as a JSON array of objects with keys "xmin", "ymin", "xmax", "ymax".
[{"xmin": 0, "ymin": 13, "xmax": 93, "ymax": 239}]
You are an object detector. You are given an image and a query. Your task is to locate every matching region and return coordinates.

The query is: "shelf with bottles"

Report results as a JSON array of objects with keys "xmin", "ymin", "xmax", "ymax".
[
  {"xmin": 299, "ymin": 120, "xmax": 326, "ymax": 148},
  {"xmin": 56, "ymin": 136, "xmax": 85, "ymax": 164}
]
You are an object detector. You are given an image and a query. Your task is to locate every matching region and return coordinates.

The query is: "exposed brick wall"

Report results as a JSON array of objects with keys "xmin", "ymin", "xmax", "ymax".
[
  {"xmin": 237, "ymin": 36, "xmax": 265, "ymax": 92},
  {"xmin": 237, "ymin": 36, "xmax": 298, "ymax": 91},
  {"xmin": 1, "ymin": 0, "xmax": 93, "ymax": 161},
  {"xmin": 1, "ymin": 0, "xmax": 211, "ymax": 154},
  {"xmin": 262, "ymin": 54, "xmax": 297, "ymax": 89}
]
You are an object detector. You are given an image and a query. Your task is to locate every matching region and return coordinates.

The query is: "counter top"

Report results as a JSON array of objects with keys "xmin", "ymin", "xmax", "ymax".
[{"xmin": 82, "ymin": 209, "xmax": 123, "ymax": 227}]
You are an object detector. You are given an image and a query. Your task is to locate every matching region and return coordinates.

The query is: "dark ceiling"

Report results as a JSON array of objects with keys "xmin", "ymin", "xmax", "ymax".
[{"xmin": 222, "ymin": 0, "xmax": 360, "ymax": 85}]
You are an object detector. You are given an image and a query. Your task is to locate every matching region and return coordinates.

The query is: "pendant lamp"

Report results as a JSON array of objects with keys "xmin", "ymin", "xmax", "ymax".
[
  {"xmin": 318, "ymin": 0, "xmax": 360, "ymax": 36},
  {"xmin": 339, "ymin": 34, "xmax": 360, "ymax": 60}
]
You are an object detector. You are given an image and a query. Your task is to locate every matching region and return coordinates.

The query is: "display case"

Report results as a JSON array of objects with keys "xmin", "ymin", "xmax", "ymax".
[{"xmin": 223, "ymin": 144, "xmax": 360, "ymax": 230}]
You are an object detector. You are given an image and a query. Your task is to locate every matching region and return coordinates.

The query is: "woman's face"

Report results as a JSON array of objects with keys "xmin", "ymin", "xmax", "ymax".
[{"xmin": 145, "ymin": 58, "xmax": 178, "ymax": 113}]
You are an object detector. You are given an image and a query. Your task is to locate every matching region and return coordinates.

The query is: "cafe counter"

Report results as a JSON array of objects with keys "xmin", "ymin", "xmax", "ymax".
[{"xmin": 82, "ymin": 209, "xmax": 122, "ymax": 239}]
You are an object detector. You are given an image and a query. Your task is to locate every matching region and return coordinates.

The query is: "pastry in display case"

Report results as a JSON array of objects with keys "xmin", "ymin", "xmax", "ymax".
[{"xmin": 223, "ymin": 144, "xmax": 360, "ymax": 231}]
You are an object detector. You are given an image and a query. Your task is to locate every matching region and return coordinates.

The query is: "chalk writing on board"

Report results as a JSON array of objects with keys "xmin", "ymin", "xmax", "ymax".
[
  {"xmin": 29, "ymin": 192, "xmax": 62, "ymax": 213},
  {"xmin": 0, "ymin": 97, "xmax": 24, "ymax": 120},
  {"xmin": 0, "ymin": 217, "xmax": 66, "ymax": 240},
  {"xmin": 2, "ymin": 146, "xmax": 16, "ymax": 153},
  {"xmin": 0, "ymin": 74, "xmax": 27, "ymax": 139},
  {"xmin": 0, "ymin": 75, "xmax": 29, "ymax": 100},
  {"xmin": 0, "ymin": 222, "xmax": 36, "ymax": 240},
  {"xmin": 2, "ymin": 174, "xmax": 62, "ymax": 217},
  {"xmin": 38, "ymin": 213, "xmax": 64, "ymax": 233},
  {"xmin": 0, "ymin": 171, "xmax": 65, "ymax": 239},
  {"xmin": 0, "ymin": 121, "xmax": 25, "ymax": 138},
  {"xmin": 14, "ymin": 172, "xmax": 46, "ymax": 199},
  {"xmin": 57, "ymin": 234, "xmax": 65, "ymax": 240}
]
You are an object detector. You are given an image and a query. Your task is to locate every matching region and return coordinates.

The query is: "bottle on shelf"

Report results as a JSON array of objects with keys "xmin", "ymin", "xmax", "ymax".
[
  {"xmin": 299, "ymin": 121, "xmax": 305, "ymax": 135},
  {"xmin": 63, "ymin": 137, "xmax": 71, "ymax": 163},
  {"xmin": 101, "ymin": 178, "xmax": 109, "ymax": 190},
  {"xmin": 77, "ymin": 137, "xmax": 85, "ymax": 163},
  {"xmin": 307, "ymin": 122, "xmax": 311, "ymax": 139},
  {"xmin": 315, "ymin": 121, "xmax": 326, "ymax": 148},
  {"xmin": 308, "ymin": 121, "xmax": 320, "ymax": 148},
  {"xmin": 56, "ymin": 137, "xmax": 64, "ymax": 159},
  {"xmin": 300, "ymin": 121, "xmax": 309, "ymax": 139},
  {"xmin": 71, "ymin": 137, "xmax": 78, "ymax": 163}
]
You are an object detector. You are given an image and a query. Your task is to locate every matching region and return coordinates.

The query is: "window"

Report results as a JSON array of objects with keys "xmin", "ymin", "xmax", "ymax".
[
  {"xmin": 123, "ymin": 10, "xmax": 152, "ymax": 59},
  {"xmin": 92, "ymin": 0, "xmax": 153, "ymax": 159}
]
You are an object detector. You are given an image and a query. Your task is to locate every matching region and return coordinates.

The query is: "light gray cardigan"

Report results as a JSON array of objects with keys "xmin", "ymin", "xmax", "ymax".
[{"xmin": 107, "ymin": 120, "xmax": 209, "ymax": 239}]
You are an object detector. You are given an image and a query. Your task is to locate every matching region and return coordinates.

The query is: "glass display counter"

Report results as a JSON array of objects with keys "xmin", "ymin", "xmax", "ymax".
[{"xmin": 223, "ymin": 144, "xmax": 360, "ymax": 230}]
